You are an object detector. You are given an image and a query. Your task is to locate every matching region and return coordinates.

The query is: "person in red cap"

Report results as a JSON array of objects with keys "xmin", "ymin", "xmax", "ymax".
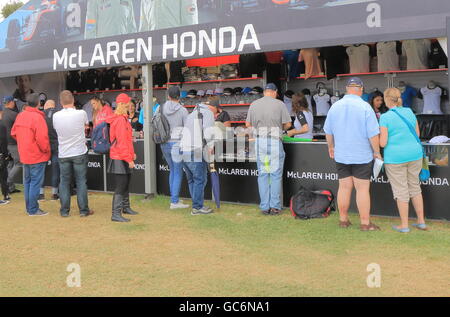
[{"xmin": 106, "ymin": 93, "xmax": 139, "ymax": 222}]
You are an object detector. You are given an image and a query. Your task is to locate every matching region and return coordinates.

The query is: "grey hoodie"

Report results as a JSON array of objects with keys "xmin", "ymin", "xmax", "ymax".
[{"xmin": 161, "ymin": 100, "xmax": 189, "ymax": 142}]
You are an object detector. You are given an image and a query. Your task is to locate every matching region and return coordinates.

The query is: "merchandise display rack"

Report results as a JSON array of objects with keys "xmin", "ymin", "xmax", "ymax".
[
  {"xmin": 72, "ymin": 87, "xmax": 167, "ymax": 96},
  {"xmin": 167, "ymin": 77, "xmax": 263, "ymax": 85}
]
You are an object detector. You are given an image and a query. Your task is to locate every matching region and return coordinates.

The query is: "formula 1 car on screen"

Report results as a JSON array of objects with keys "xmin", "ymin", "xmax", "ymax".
[{"xmin": 5, "ymin": 0, "xmax": 86, "ymax": 51}]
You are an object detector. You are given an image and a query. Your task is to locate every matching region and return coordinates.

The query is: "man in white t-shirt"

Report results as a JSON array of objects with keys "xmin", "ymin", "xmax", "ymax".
[{"xmin": 53, "ymin": 90, "xmax": 93, "ymax": 218}]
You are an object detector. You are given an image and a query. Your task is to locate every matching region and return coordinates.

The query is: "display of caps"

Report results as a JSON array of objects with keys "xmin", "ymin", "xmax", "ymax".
[
  {"xmin": 223, "ymin": 88, "xmax": 233, "ymax": 96},
  {"xmin": 285, "ymin": 90, "xmax": 295, "ymax": 98},
  {"xmin": 250, "ymin": 86, "xmax": 263, "ymax": 95},
  {"xmin": 205, "ymin": 89, "xmax": 214, "ymax": 95},
  {"xmin": 233, "ymin": 87, "xmax": 243, "ymax": 95},
  {"xmin": 214, "ymin": 87, "xmax": 224, "ymax": 95},
  {"xmin": 187, "ymin": 89, "xmax": 198, "ymax": 98},
  {"xmin": 242, "ymin": 87, "xmax": 252, "ymax": 94},
  {"xmin": 197, "ymin": 90, "xmax": 206, "ymax": 97},
  {"xmin": 181, "ymin": 90, "xmax": 188, "ymax": 99}
]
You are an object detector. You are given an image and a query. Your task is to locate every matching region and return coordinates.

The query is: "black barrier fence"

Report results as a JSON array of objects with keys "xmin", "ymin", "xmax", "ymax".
[{"xmin": 13, "ymin": 140, "xmax": 450, "ymax": 221}]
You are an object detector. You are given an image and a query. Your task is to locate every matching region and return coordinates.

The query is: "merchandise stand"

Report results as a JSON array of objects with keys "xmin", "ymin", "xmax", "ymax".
[{"xmin": 1, "ymin": 0, "xmax": 450, "ymax": 221}]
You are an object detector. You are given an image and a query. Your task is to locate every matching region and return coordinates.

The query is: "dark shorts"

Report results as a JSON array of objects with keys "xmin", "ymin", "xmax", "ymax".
[{"xmin": 336, "ymin": 161, "xmax": 374, "ymax": 180}]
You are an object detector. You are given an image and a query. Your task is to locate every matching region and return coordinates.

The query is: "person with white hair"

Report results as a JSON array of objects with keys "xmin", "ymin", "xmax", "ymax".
[{"xmin": 324, "ymin": 77, "xmax": 381, "ymax": 231}]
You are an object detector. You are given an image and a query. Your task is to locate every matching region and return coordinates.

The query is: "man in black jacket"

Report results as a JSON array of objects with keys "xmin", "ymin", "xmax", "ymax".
[
  {"xmin": 0, "ymin": 104, "xmax": 11, "ymax": 205},
  {"xmin": 2, "ymin": 96, "xmax": 21, "ymax": 194},
  {"xmin": 39, "ymin": 100, "xmax": 60, "ymax": 201}
]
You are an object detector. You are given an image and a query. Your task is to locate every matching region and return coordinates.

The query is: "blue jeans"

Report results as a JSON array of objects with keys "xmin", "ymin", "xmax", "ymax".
[
  {"xmin": 183, "ymin": 151, "xmax": 208, "ymax": 210},
  {"xmin": 23, "ymin": 162, "xmax": 46, "ymax": 215},
  {"xmin": 41, "ymin": 152, "xmax": 60, "ymax": 192},
  {"xmin": 50, "ymin": 152, "xmax": 60, "ymax": 189},
  {"xmin": 255, "ymin": 138, "xmax": 285, "ymax": 211},
  {"xmin": 59, "ymin": 153, "xmax": 89, "ymax": 215},
  {"xmin": 161, "ymin": 142, "xmax": 185, "ymax": 204}
]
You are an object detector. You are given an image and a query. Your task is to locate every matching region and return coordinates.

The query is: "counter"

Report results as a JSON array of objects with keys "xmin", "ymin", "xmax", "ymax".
[{"xmin": 26, "ymin": 139, "xmax": 449, "ymax": 221}]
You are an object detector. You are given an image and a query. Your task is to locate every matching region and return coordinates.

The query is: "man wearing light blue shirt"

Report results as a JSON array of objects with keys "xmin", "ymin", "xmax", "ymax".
[{"xmin": 324, "ymin": 77, "xmax": 381, "ymax": 231}]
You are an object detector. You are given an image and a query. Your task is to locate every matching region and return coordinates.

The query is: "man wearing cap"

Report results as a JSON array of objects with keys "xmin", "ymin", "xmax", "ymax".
[
  {"xmin": 2, "ymin": 96, "xmax": 21, "ymax": 194},
  {"xmin": 11, "ymin": 93, "xmax": 50, "ymax": 216},
  {"xmin": 160, "ymin": 86, "xmax": 190, "ymax": 210},
  {"xmin": 246, "ymin": 83, "xmax": 291, "ymax": 216},
  {"xmin": 324, "ymin": 77, "xmax": 381, "ymax": 231},
  {"xmin": 206, "ymin": 96, "xmax": 231, "ymax": 127},
  {"xmin": 53, "ymin": 90, "xmax": 93, "ymax": 217}
]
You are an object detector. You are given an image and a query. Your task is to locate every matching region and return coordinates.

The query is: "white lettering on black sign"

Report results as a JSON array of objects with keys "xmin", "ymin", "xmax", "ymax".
[{"xmin": 53, "ymin": 24, "xmax": 260, "ymax": 70}]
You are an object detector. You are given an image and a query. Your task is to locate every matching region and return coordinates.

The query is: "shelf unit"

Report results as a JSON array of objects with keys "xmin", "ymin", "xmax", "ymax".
[
  {"xmin": 72, "ymin": 87, "xmax": 167, "ymax": 96},
  {"xmin": 290, "ymin": 68, "xmax": 448, "ymax": 81},
  {"xmin": 167, "ymin": 77, "xmax": 263, "ymax": 85},
  {"xmin": 184, "ymin": 103, "xmax": 251, "ymax": 108}
]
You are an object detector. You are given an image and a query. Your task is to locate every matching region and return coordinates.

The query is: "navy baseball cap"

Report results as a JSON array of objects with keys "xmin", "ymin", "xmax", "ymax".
[
  {"xmin": 2, "ymin": 96, "xmax": 14, "ymax": 104},
  {"xmin": 346, "ymin": 77, "xmax": 364, "ymax": 87},
  {"xmin": 265, "ymin": 83, "xmax": 278, "ymax": 91}
]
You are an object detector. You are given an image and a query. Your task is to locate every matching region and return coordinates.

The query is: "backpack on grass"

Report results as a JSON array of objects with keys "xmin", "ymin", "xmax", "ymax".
[
  {"xmin": 92, "ymin": 121, "xmax": 115, "ymax": 154},
  {"xmin": 290, "ymin": 186, "xmax": 335, "ymax": 220}
]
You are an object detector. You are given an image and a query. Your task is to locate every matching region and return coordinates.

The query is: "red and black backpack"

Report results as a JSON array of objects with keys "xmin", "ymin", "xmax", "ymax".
[{"xmin": 290, "ymin": 186, "xmax": 335, "ymax": 220}]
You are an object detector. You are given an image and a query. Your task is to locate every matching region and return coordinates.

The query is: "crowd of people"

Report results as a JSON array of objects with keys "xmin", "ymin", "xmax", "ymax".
[{"xmin": 0, "ymin": 77, "xmax": 429, "ymax": 231}]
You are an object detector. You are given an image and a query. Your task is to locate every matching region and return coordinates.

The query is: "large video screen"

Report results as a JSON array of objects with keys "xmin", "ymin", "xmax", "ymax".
[{"xmin": 0, "ymin": 0, "xmax": 448, "ymax": 77}]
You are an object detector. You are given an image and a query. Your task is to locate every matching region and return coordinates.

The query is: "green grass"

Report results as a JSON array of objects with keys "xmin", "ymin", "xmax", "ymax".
[{"xmin": 0, "ymin": 189, "xmax": 449, "ymax": 297}]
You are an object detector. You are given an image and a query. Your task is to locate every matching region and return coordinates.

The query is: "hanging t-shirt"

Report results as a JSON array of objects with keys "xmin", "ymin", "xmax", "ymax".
[
  {"xmin": 283, "ymin": 96, "xmax": 293, "ymax": 116},
  {"xmin": 421, "ymin": 86, "xmax": 443, "ymax": 114},
  {"xmin": 304, "ymin": 94, "xmax": 313, "ymax": 111},
  {"xmin": 402, "ymin": 39, "xmax": 431, "ymax": 70},
  {"xmin": 346, "ymin": 45, "xmax": 370, "ymax": 74},
  {"xmin": 429, "ymin": 41, "xmax": 448, "ymax": 69},
  {"xmin": 400, "ymin": 86, "xmax": 417, "ymax": 109},
  {"xmin": 331, "ymin": 95, "xmax": 340, "ymax": 105},
  {"xmin": 283, "ymin": 50, "xmax": 302, "ymax": 80},
  {"xmin": 294, "ymin": 110, "xmax": 314, "ymax": 139},
  {"xmin": 239, "ymin": 53, "xmax": 266, "ymax": 78},
  {"xmin": 377, "ymin": 41, "xmax": 400, "ymax": 72},
  {"xmin": 298, "ymin": 48, "xmax": 322, "ymax": 79},
  {"xmin": 313, "ymin": 94, "xmax": 331, "ymax": 115},
  {"xmin": 320, "ymin": 46, "xmax": 348, "ymax": 79}
]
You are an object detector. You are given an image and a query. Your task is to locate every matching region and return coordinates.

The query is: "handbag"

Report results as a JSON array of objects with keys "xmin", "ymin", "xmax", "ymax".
[{"xmin": 391, "ymin": 108, "xmax": 430, "ymax": 182}]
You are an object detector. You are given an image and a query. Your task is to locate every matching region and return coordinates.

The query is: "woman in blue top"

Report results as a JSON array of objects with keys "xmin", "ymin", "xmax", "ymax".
[{"xmin": 379, "ymin": 88, "xmax": 427, "ymax": 233}]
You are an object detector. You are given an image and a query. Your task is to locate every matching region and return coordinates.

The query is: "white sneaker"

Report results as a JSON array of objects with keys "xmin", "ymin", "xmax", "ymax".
[
  {"xmin": 0, "ymin": 200, "xmax": 10, "ymax": 206},
  {"xmin": 170, "ymin": 202, "xmax": 190, "ymax": 210}
]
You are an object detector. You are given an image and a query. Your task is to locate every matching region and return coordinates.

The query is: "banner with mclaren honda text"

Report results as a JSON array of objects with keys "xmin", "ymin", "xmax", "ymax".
[{"xmin": 1, "ymin": 0, "xmax": 450, "ymax": 77}]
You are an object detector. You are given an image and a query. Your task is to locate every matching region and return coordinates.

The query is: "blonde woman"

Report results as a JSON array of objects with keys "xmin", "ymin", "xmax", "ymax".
[
  {"xmin": 106, "ymin": 93, "xmax": 138, "ymax": 222},
  {"xmin": 379, "ymin": 88, "xmax": 427, "ymax": 233}
]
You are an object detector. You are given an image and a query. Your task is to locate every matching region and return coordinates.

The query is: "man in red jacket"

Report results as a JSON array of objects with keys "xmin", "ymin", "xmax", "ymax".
[{"xmin": 11, "ymin": 93, "xmax": 50, "ymax": 216}]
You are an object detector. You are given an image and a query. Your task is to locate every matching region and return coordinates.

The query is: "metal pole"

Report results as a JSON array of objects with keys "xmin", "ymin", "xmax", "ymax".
[
  {"xmin": 141, "ymin": 64, "xmax": 157, "ymax": 199},
  {"xmin": 446, "ymin": 18, "xmax": 450, "ymax": 94}
]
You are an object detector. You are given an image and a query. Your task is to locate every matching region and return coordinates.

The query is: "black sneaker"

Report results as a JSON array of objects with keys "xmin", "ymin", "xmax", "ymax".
[
  {"xmin": 4, "ymin": 195, "xmax": 11, "ymax": 201},
  {"xmin": 38, "ymin": 194, "xmax": 45, "ymax": 201},
  {"xmin": 261, "ymin": 210, "xmax": 271, "ymax": 215},
  {"xmin": 29, "ymin": 210, "xmax": 49, "ymax": 216},
  {"xmin": 51, "ymin": 194, "xmax": 59, "ymax": 201},
  {"xmin": 0, "ymin": 200, "xmax": 10, "ymax": 206}
]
